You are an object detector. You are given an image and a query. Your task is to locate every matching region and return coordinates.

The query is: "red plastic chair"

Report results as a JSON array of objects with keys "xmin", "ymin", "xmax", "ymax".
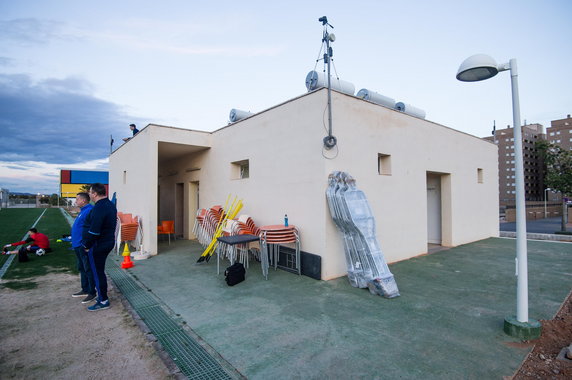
[{"xmin": 157, "ymin": 220, "xmax": 175, "ymax": 244}]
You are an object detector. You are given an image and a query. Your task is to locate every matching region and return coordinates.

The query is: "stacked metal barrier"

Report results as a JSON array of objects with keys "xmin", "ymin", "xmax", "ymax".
[{"xmin": 326, "ymin": 171, "xmax": 400, "ymax": 298}]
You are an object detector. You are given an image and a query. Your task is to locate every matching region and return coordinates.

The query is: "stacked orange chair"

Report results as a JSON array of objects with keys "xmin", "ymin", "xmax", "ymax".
[
  {"xmin": 217, "ymin": 215, "xmax": 261, "ymax": 270},
  {"xmin": 117, "ymin": 212, "xmax": 139, "ymax": 242},
  {"xmin": 259, "ymin": 224, "xmax": 300, "ymax": 278},
  {"xmin": 192, "ymin": 208, "xmax": 207, "ymax": 240},
  {"xmin": 195, "ymin": 206, "xmax": 226, "ymax": 247}
]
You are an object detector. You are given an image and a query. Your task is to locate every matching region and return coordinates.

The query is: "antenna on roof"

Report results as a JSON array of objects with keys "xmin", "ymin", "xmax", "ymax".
[{"xmin": 318, "ymin": 16, "xmax": 337, "ymax": 150}]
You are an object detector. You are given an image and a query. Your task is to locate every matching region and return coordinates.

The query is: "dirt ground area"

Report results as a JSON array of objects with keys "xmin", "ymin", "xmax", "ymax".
[
  {"xmin": 0, "ymin": 273, "xmax": 174, "ymax": 379},
  {"xmin": 513, "ymin": 290, "xmax": 572, "ymax": 379}
]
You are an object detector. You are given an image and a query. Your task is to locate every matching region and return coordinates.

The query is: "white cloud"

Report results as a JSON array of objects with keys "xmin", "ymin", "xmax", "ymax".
[{"xmin": 0, "ymin": 158, "xmax": 108, "ymax": 194}]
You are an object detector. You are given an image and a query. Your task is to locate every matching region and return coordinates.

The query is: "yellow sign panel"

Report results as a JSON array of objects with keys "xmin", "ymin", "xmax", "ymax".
[{"xmin": 60, "ymin": 183, "xmax": 88, "ymax": 197}]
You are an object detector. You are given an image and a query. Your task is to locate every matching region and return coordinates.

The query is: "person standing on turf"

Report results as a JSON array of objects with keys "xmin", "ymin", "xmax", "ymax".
[
  {"xmin": 71, "ymin": 192, "xmax": 96, "ymax": 303},
  {"xmin": 82, "ymin": 183, "xmax": 117, "ymax": 311}
]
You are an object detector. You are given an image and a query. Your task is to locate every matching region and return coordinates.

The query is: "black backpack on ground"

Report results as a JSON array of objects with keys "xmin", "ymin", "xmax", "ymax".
[{"xmin": 224, "ymin": 262, "xmax": 245, "ymax": 286}]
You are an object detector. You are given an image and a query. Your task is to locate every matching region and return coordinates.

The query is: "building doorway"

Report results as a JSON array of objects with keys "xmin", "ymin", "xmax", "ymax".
[
  {"xmin": 188, "ymin": 182, "xmax": 199, "ymax": 239},
  {"xmin": 175, "ymin": 183, "xmax": 184, "ymax": 238},
  {"xmin": 427, "ymin": 173, "xmax": 442, "ymax": 245}
]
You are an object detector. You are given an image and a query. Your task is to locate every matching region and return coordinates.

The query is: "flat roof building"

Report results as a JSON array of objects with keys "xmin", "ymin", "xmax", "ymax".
[
  {"xmin": 547, "ymin": 114, "xmax": 572, "ymax": 152},
  {"xmin": 483, "ymin": 123, "xmax": 545, "ymax": 205},
  {"xmin": 109, "ymin": 88, "xmax": 498, "ymax": 280}
]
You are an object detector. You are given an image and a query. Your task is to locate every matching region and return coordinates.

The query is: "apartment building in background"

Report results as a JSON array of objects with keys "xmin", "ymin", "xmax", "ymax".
[
  {"xmin": 483, "ymin": 123, "xmax": 545, "ymax": 205},
  {"xmin": 547, "ymin": 114, "xmax": 572, "ymax": 152},
  {"xmin": 545, "ymin": 114, "xmax": 572, "ymax": 202}
]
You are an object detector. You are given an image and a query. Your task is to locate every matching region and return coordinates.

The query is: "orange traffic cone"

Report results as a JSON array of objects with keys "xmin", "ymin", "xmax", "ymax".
[{"xmin": 121, "ymin": 242, "xmax": 134, "ymax": 269}]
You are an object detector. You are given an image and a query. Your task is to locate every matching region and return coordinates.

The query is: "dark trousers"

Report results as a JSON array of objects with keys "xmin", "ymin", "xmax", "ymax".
[
  {"xmin": 74, "ymin": 246, "xmax": 95, "ymax": 295},
  {"xmin": 87, "ymin": 242, "xmax": 114, "ymax": 303}
]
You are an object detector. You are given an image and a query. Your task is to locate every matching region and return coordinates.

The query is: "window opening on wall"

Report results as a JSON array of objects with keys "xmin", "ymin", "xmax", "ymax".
[
  {"xmin": 231, "ymin": 159, "xmax": 249, "ymax": 179},
  {"xmin": 377, "ymin": 154, "xmax": 391, "ymax": 176},
  {"xmin": 477, "ymin": 168, "xmax": 483, "ymax": 183}
]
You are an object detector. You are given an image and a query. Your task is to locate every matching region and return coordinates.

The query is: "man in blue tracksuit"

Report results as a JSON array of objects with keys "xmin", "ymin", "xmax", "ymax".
[
  {"xmin": 82, "ymin": 183, "xmax": 117, "ymax": 311},
  {"xmin": 71, "ymin": 192, "xmax": 96, "ymax": 303}
]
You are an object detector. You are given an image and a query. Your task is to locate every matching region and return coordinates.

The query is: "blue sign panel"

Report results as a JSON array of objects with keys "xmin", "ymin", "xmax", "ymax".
[{"xmin": 70, "ymin": 170, "xmax": 109, "ymax": 184}]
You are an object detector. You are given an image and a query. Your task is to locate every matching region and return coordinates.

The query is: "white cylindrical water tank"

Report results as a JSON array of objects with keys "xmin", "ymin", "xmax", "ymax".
[
  {"xmin": 229, "ymin": 109, "xmax": 253, "ymax": 123},
  {"xmin": 305, "ymin": 71, "xmax": 355, "ymax": 96},
  {"xmin": 356, "ymin": 89, "xmax": 395, "ymax": 108},
  {"xmin": 394, "ymin": 102, "xmax": 426, "ymax": 119}
]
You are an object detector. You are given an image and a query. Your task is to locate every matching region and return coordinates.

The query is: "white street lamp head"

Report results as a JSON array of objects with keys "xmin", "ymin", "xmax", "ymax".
[{"xmin": 456, "ymin": 54, "xmax": 501, "ymax": 82}]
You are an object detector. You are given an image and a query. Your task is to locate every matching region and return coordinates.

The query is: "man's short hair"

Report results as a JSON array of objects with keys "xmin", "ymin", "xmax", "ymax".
[
  {"xmin": 90, "ymin": 183, "xmax": 107, "ymax": 196},
  {"xmin": 129, "ymin": 123, "xmax": 136, "ymax": 128},
  {"xmin": 77, "ymin": 192, "xmax": 90, "ymax": 203},
  {"xmin": 29, "ymin": 228, "xmax": 37, "ymax": 233}
]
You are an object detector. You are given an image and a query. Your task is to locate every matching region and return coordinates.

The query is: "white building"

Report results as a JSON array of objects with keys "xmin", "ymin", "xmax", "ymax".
[{"xmin": 109, "ymin": 88, "xmax": 499, "ymax": 280}]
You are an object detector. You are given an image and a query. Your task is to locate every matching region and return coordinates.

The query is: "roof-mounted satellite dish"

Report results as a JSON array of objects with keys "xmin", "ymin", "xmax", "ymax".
[
  {"xmin": 305, "ymin": 70, "xmax": 355, "ymax": 96},
  {"xmin": 394, "ymin": 102, "xmax": 426, "ymax": 119},
  {"xmin": 229, "ymin": 109, "xmax": 253, "ymax": 123},
  {"xmin": 356, "ymin": 89, "xmax": 395, "ymax": 108}
]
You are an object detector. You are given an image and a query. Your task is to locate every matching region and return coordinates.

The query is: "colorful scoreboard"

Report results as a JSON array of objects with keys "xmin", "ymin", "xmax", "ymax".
[{"xmin": 60, "ymin": 169, "xmax": 109, "ymax": 198}]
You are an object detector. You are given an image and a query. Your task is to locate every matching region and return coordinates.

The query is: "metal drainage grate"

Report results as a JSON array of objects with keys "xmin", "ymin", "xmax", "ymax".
[
  {"xmin": 107, "ymin": 265, "xmax": 234, "ymax": 379},
  {"xmin": 157, "ymin": 330, "xmax": 232, "ymax": 379},
  {"xmin": 137, "ymin": 305, "xmax": 183, "ymax": 336}
]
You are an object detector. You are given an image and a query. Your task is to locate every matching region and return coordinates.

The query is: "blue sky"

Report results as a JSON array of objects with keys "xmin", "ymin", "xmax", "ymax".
[{"xmin": 1, "ymin": 0, "xmax": 571, "ymax": 194}]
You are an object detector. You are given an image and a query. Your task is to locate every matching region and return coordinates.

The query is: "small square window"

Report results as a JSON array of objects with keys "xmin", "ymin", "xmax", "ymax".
[
  {"xmin": 378, "ymin": 154, "xmax": 391, "ymax": 176},
  {"xmin": 231, "ymin": 159, "xmax": 249, "ymax": 179},
  {"xmin": 477, "ymin": 168, "xmax": 484, "ymax": 183}
]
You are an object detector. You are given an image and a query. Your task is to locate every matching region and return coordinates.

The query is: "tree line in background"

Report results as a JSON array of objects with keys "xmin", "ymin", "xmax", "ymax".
[
  {"xmin": 536, "ymin": 140, "xmax": 572, "ymax": 232},
  {"xmin": 8, "ymin": 193, "xmax": 72, "ymax": 207}
]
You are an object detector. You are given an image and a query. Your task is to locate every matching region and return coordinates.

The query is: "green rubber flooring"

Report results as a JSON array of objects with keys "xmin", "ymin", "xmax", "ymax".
[{"xmin": 109, "ymin": 237, "xmax": 572, "ymax": 379}]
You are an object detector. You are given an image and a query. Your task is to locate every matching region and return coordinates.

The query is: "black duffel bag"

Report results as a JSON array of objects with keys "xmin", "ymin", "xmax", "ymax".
[{"xmin": 224, "ymin": 262, "xmax": 245, "ymax": 286}]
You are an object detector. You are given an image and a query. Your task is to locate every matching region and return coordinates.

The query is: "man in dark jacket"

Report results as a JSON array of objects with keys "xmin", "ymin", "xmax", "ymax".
[
  {"xmin": 82, "ymin": 183, "xmax": 117, "ymax": 311},
  {"xmin": 122, "ymin": 123, "xmax": 139, "ymax": 142}
]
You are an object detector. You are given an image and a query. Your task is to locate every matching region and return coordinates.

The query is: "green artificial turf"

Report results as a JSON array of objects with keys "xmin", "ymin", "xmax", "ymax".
[
  {"xmin": 1, "ymin": 208, "xmax": 77, "ymax": 290},
  {"xmin": 0, "ymin": 208, "xmax": 44, "ymax": 268}
]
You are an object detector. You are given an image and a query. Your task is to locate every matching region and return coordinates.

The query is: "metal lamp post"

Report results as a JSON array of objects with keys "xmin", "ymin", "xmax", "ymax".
[
  {"xmin": 457, "ymin": 54, "xmax": 540, "ymax": 339},
  {"xmin": 544, "ymin": 188, "xmax": 551, "ymax": 218}
]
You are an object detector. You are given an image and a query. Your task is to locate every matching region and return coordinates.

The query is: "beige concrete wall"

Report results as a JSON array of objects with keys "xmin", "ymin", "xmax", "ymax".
[
  {"xmin": 321, "ymin": 91, "xmax": 498, "ymax": 276},
  {"xmin": 110, "ymin": 125, "xmax": 211, "ymax": 256},
  {"xmin": 196, "ymin": 93, "xmax": 330, "ymax": 273},
  {"xmin": 109, "ymin": 126, "xmax": 158, "ymax": 255}
]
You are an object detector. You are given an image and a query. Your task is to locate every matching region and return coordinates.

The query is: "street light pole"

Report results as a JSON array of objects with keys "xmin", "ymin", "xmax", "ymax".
[
  {"xmin": 544, "ymin": 188, "xmax": 551, "ymax": 218},
  {"xmin": 457, "ymin": 54, "xmax": 540, "ymax": 339},
  {"xmin": 507, "ymin": 58, "xmax": 529, "ymax": 323}
]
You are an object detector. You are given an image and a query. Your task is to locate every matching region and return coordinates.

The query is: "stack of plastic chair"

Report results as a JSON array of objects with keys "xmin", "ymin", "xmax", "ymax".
[
  {"xmin": 197, "ymin": 206, "xmax": 225, "ymax": 247},
  {"xmin": 157, "ymin": 220, "xmax": 175, "ymax": 244},
  {"xmin": 117, "ymin": 212, "xmax": 139, "ymax": 250},
  {"xmin": 325, "ymin": 171, "xmax": 400, "ymax": 298},
  {"xmin": 197, "ymin": 196, "xmax": 243, "ymax": 263},
  {"xmin": 215, "ymin": 215, "xmax": 261, "ymax": 268},
  {"xmin": 192, "ymin": 208, "xmax": 206, "ymax": 241},
  {"xmin": 240, "ymin": 215, "xmax": 261, "ymax": 236},
  {"xmin": 258, "ymin": 224, "xmax": 300, "ymax": 279},
  {"xmin": 218, "ymin": 219, "xmax": 238, "ymax": 262},
  {"xmin": 231, "ymin": 215, "xmax": 261, "ymax": 267}
]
